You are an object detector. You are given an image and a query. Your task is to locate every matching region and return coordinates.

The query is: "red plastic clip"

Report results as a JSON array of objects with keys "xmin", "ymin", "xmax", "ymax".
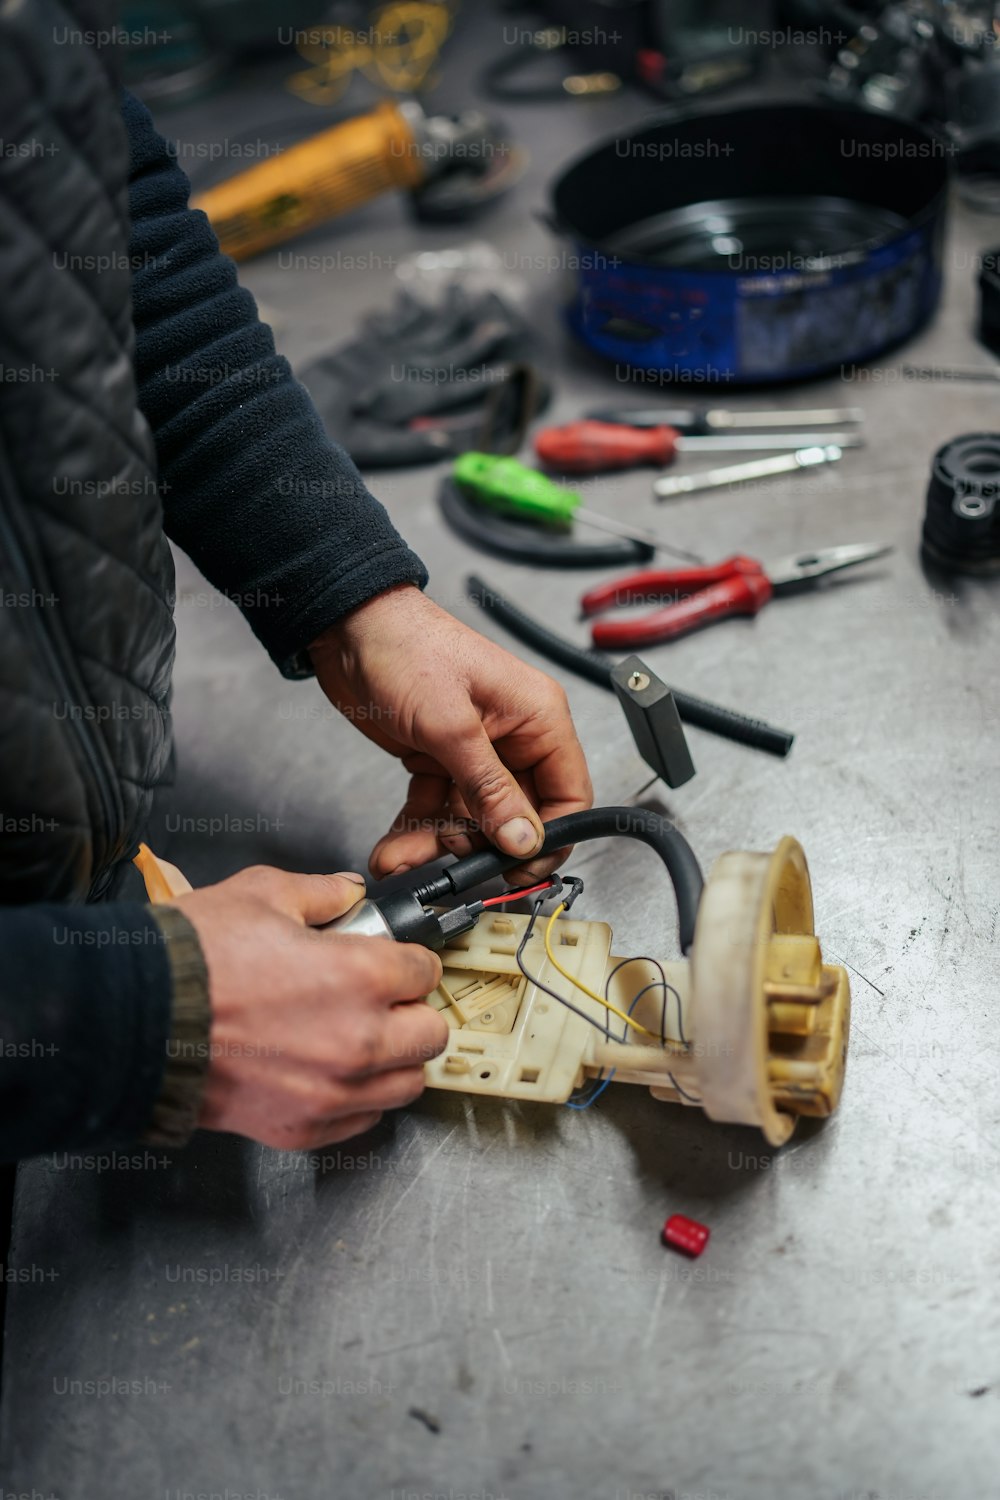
[{"xmin": 662, "ymin": 1213, "xmax": 710, "ymax": 1258}]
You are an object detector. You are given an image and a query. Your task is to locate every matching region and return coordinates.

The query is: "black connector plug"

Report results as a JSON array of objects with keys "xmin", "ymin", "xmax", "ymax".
[
  {"xmin": 434, "ymin": 901, "xmax": 485, "ymax": 944},
  {"xmin": 373, "ymin": 890, "xmax": 484, "ymax": 948}
]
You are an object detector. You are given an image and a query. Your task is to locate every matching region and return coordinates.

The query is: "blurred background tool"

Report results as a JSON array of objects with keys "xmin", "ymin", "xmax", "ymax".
[
  {"xmin": 921, "ymin": 432, "xmax": 1000, "ymax": 573},
  {"xmin": 438, "ymin": 475, "xmax": 657, "ymax": 568},
  {"xmin": 121, "ymin": 0, "xmax": 455, "ymax": 101},
  {"xmin": 301, "ymin": 289, "xmax": 548, "ymax": 466},
  {"xmin": 979, "ymin": 246, "xmax": 1000, "ymax": 354},
  {"xmin": 585, "ymin": 405, "xmax": 865, "ymax": 433},
  {"xmin": 778, "ymin": 0, "xmax": 1000, "ymax": 204},
  {"xmin": 191, "ymin": 98, "xmax": 524, "ymax": 259},
  {"xmin": 580, "ymin": 544, "xmax": 893, "ymax": 649},
  {"xmin": 453, "ymin": 453, "xmax": 703, "ymax": 563},
  {"xmin": 654, "ymin": 445, "xmax": 846, "ymax": 499},
  {"xmin": 534, "ymin": 419, "xmax": 865, "ymax": 474},
  {"xmin": 479, "ymin": 0, "xmax": 763, "ymax": 102},
  {"xmin": 467, "ymin": 574, "xmax": 795, "ymax": 757}
]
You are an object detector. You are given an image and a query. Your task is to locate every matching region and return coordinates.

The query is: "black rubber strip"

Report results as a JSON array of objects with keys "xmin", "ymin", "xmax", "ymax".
[
  {"xmin": 466, "ymin": 574, "xmax": 795, "ymax": 757},
  {"xmin": 440, "ymin": 477, "xmax": 655, "ymax": 568},
  {"xmin": 413, "ymin": 806, "xmax": 705, "ymax": 954}
]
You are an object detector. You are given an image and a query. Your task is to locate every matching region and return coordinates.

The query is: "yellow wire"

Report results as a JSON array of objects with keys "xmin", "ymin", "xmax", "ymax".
[{"xmin": 543, "ymin": 903, "xmax": 659, "ymax": 1040}]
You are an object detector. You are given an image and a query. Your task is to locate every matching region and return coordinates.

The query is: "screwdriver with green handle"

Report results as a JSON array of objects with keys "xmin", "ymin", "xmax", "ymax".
[{"xmin": 452, "ymin": 453, "xmax": 703, "ymax": 565}]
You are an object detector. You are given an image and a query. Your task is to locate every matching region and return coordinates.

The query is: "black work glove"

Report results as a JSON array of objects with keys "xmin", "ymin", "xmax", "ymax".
[{"xmin": 299, "ymin": 285, "xmax": 548, "ymax": 467}]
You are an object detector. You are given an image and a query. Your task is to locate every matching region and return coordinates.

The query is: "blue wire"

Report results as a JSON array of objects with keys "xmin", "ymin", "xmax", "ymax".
[{"xmin": 565, "ymin": 1070, "xmax": 615, "ymax": 1110}]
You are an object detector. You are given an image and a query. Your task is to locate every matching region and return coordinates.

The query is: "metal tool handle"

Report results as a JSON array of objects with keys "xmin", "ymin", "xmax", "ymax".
[
  {"xmin": 707, "ymin": 407, "xmax": 864, "ymax": 428},
  {"xmin": 654, "ymin": 446, "xmax": 841, "ymax": 499},
  {"xmin": 677, "ymin": 432, "xmax": 863, "ymax": 453}
]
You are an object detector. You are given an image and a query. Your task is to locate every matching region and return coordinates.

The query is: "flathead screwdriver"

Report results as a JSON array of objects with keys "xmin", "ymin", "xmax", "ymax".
[
  {"xmin": 535, "ymin": 419, "xmax": 864, "ymax": 475},
  {"xmin": 453, "ymin": 452, "xmax": 703, "ymax": 563},
  {"xmin": 655, "ymin": 444, "xmax": 845, "ymax": 499},
  {"xmin": 586, "ymin": 405, "xmax": 865, "ymax": 432}
]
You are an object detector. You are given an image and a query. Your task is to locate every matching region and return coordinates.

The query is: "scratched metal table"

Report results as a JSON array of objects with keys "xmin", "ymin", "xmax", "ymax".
[{"xmin": 3, "ymin": 13, "xmax": 1000, "ymax": 1500}]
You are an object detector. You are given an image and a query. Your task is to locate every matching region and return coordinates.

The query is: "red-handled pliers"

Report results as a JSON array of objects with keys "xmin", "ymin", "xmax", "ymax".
[{"xmin": 580, "ymin": 544, "xmax": 891, "ymax": 649}]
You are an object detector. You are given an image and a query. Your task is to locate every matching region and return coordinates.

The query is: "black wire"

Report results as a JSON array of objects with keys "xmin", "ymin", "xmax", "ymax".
[
  {"xmin": 607, "ymin": 957, "xmax": 670, "ymax": 1045},
  {"xmin": 516, "ymin": 899, "xmax": 701, "ymax": 1108},
  {"xmin": 516, "ymin": 896, "xmax": 631, "ymax": 1108},
  {"xmin": 604, "ymin": 956, "xmax": 687, "ymax": 1047},
  {"xmin": 625, "ymin": 980, "xmax": 670, "ymax": 1048},
  {"xmin": 613, "ymin": 975, "xmax": 702, "ymax": 1103},
  {"xmin": 668, "ymin": 1071, "xmax": 702, "ymax": 1104},
  {"xmin": 515, "ymin": 899, "xmax": 614, "ymax": 1044},
  {"xmin": 608, "ymin": 961, "xmax": 702, "ymax": 1103}
]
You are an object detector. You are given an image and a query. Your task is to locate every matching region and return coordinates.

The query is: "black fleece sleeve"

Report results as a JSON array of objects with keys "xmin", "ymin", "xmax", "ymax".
[
  {"xmin": 121, "ymin": 89, "xmax": 428, "ymax": 676},
  {"xmin": 0, "ymin": 903, "xmax": 174, "ymax": 1162}
]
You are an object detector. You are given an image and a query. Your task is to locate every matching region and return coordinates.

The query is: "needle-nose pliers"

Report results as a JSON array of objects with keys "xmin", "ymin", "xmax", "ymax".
[{"xmin": 580, "ymin": 543, "xmax": 892, "ymax": 649}]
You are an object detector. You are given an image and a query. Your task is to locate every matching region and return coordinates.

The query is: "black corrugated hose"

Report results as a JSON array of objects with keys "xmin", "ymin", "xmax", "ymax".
[{"xmin": 466, "ymin": 573, "xmax": 795, "ymax": 758}]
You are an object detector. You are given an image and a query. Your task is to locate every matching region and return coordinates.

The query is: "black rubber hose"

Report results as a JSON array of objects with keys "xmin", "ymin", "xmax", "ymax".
[
  {"xmin": 467, "ymin": 574, "xmax": 795, "ymax": 757},
  {"xmin": 413, "ymin": 806, "xmax": 705, "ymax": 955}
]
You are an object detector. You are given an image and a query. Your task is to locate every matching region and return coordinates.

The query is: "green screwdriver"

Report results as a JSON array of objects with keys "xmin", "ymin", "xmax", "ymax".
[{"xmin": 453, "ymin": 453, "xmax": 702, "ymax": 564}]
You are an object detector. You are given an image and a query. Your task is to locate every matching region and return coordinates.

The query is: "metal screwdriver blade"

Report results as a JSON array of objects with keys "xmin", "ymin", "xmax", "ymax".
[
  {"xmin": 572, "ymin": 506, "xmax": 703, "ymax": 564},
  {"xmin": 674, "ymin": 431, "xmax": 864, "ymax": 452},
  {"xmin": 654, "ymin": 445, "xmax": 843, "ymax": 500},
  {"xmin": 704, "ymin": 407, "xmax": 864, "ymax": 429}
]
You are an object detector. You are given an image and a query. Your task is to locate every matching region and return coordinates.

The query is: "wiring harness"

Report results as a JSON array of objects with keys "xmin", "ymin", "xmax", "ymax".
[
  {"xmin": 379, "ymin": 805, "xmax": 707, "ymax": 1112},
  {"xmin": 406, "ymin": 804, "xmax": 705, "ymax": 956},
  {"xmin": 503, "ymin": 876, "xmax": 695, "ymax": 1111}
]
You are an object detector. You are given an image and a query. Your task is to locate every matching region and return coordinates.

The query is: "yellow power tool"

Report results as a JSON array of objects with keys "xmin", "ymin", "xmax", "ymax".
[{"xmin": 191, "ymin": 99, "xmax": 523, "ymax": 261}]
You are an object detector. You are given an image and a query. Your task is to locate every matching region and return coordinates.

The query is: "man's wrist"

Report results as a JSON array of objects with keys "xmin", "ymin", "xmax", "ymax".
[
  {"xmin": 142, "ymin": 905, "xmax": 212, "ymax": 1148},
  {"xmin": 308, "ymin": 582, "xmax": 427, "ymax": 661}
]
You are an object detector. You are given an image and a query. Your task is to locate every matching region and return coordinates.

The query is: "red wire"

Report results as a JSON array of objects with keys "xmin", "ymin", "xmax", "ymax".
[{"xmin": 481, "ymin": 880, "xmax": 556, "ymax": 908}]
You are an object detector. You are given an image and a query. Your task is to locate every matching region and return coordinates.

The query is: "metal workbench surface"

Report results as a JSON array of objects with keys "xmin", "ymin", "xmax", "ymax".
[{"xmin": 3, "ymin": 12, "xmax": 999, "ymax": 1500}]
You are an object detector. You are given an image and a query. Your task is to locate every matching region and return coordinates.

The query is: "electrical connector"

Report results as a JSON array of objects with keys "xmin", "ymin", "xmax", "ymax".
[{"xmin": 434, "ymin": 901, "xmax": 485, "ymax": 944}]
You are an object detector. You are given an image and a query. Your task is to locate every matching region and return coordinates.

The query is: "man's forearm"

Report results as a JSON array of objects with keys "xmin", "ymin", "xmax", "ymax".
[{"xmin": 122, "ymin": 90, "xmax": 428, "ymax": 677}]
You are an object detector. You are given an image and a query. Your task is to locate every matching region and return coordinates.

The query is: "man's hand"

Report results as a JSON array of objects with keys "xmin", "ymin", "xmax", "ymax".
[
  {"xmin": 308, "ymin": 585, "xmax": 593, "ymax": 882},
  {"xmin": 171, "ymin": 866, "xmax": 447, "ymax": 1150}
]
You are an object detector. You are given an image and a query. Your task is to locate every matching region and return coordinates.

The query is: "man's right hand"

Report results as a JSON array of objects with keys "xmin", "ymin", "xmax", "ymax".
[{"xmin": 169, "ymin": 866, "xmax": 447, "ymax": 1150}]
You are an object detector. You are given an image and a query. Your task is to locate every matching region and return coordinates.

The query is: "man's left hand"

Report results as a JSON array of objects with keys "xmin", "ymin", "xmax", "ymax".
[{"xmin": 309, "ymin": 585, "xmax": 593, "ymax": 883}]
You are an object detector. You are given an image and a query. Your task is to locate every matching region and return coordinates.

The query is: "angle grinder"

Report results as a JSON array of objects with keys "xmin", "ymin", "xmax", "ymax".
[{"xmin": 192, "ymin": 99, "xmax": 524, "ymax": 261}]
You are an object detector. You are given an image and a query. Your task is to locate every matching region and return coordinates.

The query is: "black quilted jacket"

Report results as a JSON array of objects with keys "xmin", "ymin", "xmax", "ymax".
[{"xmin": 0, "ymin": 1, "xmax": 427, "ymax": 1160}]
